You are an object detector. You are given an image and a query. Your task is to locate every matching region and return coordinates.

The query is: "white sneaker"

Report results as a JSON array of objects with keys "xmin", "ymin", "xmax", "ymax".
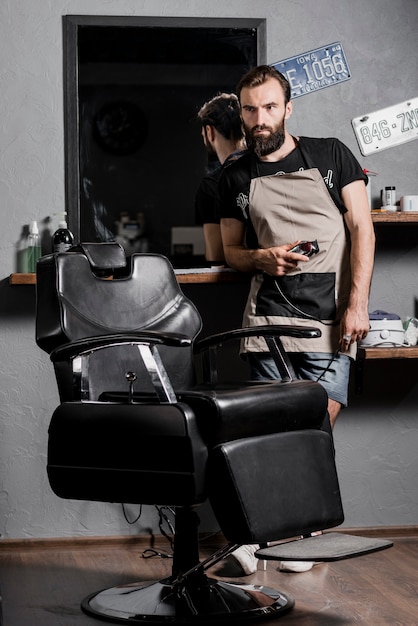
[
  {"xmin": 230, "ymin": 544, "xmax": 259, "ymax": 575},
  {"xmin": 278, "ymin": 560, "xmax": 320, "ymax": 573}
]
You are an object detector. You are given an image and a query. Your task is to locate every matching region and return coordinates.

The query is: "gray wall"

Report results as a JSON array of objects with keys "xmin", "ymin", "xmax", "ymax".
[{"xmin": 1, "ymin": 0, "xmax": 417, "ymax": 539}]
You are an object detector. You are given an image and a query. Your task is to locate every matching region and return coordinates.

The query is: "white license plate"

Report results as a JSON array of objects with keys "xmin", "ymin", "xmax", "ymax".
[
  {"xmin": 271, "ymin": 42, "xmax": 350, "ymax": 99},
  {"xmin": 352, "ymin": 97, "xmax": 418, "ymax": 156}
]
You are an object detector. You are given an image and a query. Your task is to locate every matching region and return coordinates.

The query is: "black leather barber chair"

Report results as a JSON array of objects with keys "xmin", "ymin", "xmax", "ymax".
[{"xmin": 36, "ymin": 243, "xmax": 391, "ymax": 625}]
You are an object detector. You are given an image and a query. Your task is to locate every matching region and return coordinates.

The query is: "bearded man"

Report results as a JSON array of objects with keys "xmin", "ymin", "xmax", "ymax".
[{"xmin": 218, "ymin": 65, "xmax": 375, "ymax": 574}]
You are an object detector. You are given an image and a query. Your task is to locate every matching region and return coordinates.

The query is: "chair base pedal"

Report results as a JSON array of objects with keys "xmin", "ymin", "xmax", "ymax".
[{"xmin": 255, "ymin": 532, "xmax": 393, "ymax": 562}]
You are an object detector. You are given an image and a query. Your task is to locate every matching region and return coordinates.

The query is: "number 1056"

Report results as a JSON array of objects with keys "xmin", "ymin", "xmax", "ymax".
[{"xmin": 286, "ymin": 53, "xmax": 347, "ymax": 89}]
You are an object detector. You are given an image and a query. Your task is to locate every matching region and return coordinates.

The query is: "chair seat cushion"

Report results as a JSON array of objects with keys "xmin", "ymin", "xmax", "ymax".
[{"xmin": 178, "ymin": 379, "xmax": 328, "ymax": 445}]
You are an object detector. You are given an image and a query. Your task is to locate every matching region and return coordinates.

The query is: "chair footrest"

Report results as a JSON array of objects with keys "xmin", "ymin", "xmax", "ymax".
[{"xmin": 256, "ymin": 532, "xmax": 393, "ymax": 562}]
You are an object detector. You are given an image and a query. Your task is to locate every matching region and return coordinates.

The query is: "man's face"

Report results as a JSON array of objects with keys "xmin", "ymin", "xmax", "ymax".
[{"xmin": 240, "ymin": 78, "xmax": 292, "ymax": 157}]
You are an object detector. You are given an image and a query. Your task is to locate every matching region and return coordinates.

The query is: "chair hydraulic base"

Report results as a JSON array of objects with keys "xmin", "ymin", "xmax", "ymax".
[{"xmin": 82, "ymin": 575, "xmax": 293, "ymax": 625}]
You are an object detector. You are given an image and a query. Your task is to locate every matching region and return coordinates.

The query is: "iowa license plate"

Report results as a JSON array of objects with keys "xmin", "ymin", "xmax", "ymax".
[
  {"xmin": 271, "ymin": 42, "xmax": 350, "ymax": 99},
  {"xmin": 352, "ymin": 97, "xmax": 418, "ymax": 156}
]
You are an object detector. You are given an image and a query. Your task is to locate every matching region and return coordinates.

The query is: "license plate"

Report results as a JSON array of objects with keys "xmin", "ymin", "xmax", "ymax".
[
  {"xmin": 271, "ymin": 42, "xmax": 350, "ymax": 99},
  {"xmin": 352, "ymin": 97, "xmax": 418, "ymax": 156}
]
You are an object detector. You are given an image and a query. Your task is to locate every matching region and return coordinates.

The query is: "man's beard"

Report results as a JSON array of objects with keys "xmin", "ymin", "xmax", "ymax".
[{"xmin": 245, "ymin": 122, "xmax": 286, "ymax": 158}]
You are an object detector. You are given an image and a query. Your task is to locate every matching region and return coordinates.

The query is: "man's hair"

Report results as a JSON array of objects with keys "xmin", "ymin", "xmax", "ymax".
[
  {"xmin": 197, "ymin": 93, "xmax": 243, "ymax": 142},
  {"xmin": 236, "ymin": 65, "xmax": 291, "ymax": 105}
]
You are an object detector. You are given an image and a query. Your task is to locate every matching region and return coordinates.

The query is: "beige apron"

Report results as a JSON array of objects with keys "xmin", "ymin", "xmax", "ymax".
[{"xmin": 242, "ymin": 167, "xmax": 356, "ymax": 358}]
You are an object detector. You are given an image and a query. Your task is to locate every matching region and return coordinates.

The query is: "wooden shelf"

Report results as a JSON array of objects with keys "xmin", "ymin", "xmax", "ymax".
[
  {"xmin": 355, "ymin": 345, "xmax": 418, "ymax": 393},
  {"xmin": 174, "ymin": 269, "xmax": 249, "ymax": 284},
  {"xmin": 9, "ymin": 270, "xmax": 249, "ymax": 286},
  {"xmin": 371, "ymin": 211, "xmax": 418, "ymax": 223},
  {"xmin": 357, "ymin": 346, "xmax": 418, "ymax": 360},
  {"xmin": 9, "ymin": 273, "xmax": 36, "ymax": 285}
]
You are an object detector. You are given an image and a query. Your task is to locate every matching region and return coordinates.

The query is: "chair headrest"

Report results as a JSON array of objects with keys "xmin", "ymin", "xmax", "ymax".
[{"xmin": 72, "ymin": 242, "xmax": 127, "ymax": 270}]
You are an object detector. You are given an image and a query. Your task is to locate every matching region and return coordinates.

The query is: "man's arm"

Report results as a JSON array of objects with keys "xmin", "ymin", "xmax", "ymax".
[
  {"xmin": 221, "ymin": 217, "xmax": 306, "ymax": 275},
  {"xmin": 203, "ymin": 223, "xmax": 225, "ymax": 264},
  {"xmin": 340, "ymin": 179, "xmax": 376, "ymax": 350}
]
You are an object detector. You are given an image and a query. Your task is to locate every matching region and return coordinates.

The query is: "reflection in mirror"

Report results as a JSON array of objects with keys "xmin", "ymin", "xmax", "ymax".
[{"xmin": 64, "ymin": 16, "xmax": 265, "ymax": 266}]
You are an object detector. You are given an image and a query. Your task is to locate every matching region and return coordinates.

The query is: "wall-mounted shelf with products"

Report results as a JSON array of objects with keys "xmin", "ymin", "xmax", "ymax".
[
  {"xmin": 353, "ymin": 211, "xmax": 418, "ymax": 390},
  {"xmin": 9, "ymin": 213, "xmax": 418, "ymax": 285}
]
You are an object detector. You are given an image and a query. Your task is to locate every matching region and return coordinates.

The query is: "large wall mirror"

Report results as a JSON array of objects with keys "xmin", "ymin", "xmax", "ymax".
[{"xmin": 63, "ymin": 15, "xmax": 266, "ymax": 265}]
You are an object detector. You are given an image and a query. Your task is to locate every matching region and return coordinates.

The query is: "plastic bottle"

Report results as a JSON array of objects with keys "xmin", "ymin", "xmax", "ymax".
[
  {"xmin": 53, "ymin": 212, "xmax": 74, "ymax": 253},
  {"xmin": 26, "ymin": 220, "xmax": 42, "ymax": 273},
  {"xmin": 383, "ymin": 186, "xmax": 396, "ymax": 206}
]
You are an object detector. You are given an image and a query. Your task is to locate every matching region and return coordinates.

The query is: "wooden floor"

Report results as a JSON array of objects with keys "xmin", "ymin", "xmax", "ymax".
[{"xmin": 0, "ymin": 531, "xmax": 417, "ymax": 625}]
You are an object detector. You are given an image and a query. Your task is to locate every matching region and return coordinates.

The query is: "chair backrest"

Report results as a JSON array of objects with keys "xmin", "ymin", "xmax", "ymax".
[{"xmin": 36, "ymin": 245, "xmax": 202, "ymax": 401}]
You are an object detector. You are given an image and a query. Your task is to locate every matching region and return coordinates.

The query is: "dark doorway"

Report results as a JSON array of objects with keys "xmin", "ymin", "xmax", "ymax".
[{"xmin": 64, "ymin": 16, "xmax": 265, "ymax": 263}]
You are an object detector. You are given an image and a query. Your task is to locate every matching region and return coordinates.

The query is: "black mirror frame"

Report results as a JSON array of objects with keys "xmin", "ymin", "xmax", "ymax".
[{"xmin": 63, "ymin": 14, "xmax": 266, "ymax": 244}]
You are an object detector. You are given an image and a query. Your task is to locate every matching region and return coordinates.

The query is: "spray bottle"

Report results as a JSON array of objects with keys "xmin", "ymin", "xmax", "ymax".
[{"xmin": 26, "ymin": 220, "xmax": 42, "ymax": 272}]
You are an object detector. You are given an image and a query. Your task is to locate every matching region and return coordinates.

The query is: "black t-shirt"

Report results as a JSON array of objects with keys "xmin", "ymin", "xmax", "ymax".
[
  {"xmin": 195, "ymin": 150, "xmax": 248, "ymax": 225},
  {"xmin": 194, "ymin": 164, "xmax": 223, "ymax": 225},
  {"xmin": 218, "ymin": 136, "xmax": 367, "ymax": 247}
]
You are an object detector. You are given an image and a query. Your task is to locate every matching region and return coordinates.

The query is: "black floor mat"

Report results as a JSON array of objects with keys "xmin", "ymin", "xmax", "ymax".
[{"xmin": 256, "ymin": 532, "xmax": 393, "ymax": 562}]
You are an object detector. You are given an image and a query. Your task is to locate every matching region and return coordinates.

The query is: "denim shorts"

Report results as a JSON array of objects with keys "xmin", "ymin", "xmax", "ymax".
[{"xmin": 247, "ymin": 351, "xmax": 352, "ymax": 407}]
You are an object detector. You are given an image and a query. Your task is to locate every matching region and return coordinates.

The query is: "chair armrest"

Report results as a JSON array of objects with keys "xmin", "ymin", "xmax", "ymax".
[
  {"xmin": 50, "ymin": 331, "xmax": 192, "ymax": 363},
  {"xmin": 194, "ymin": 325, "xmax": 321, "ymax": 353},
  {"xmin": 194, "ymin": 325, "xmax": 321, "ymax": 384}
]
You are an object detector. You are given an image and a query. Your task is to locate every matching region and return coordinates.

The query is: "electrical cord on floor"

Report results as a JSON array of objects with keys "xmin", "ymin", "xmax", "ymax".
[
  {"xmin": 142, "ymin": 506, "xmax": 175, "ymax": 559},
  {"xmin": 121, "ymin": 502, "xmax": 175, "ymax": 559},
  {"xmin": 142, "ymin": 544, "xmax": 173, "ymax": 559}
]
